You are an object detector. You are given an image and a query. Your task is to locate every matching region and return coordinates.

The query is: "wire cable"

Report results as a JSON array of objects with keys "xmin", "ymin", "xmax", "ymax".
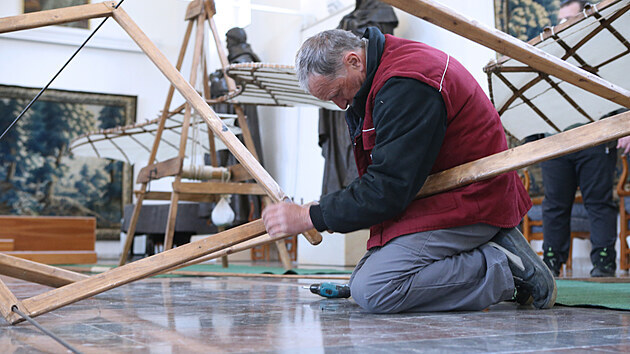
[
  {"xmin": 11, "ymin": 305, "xmax": 82, "ymax": 354},
  {"xmin": 0, "ymin": 0, "xmax": 126, "ymax": 142}
]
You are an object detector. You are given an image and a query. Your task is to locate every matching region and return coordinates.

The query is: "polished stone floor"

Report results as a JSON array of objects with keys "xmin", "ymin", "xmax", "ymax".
[{"xmin": 0, "ymin": 262, "xmax": 629, "ymax": 353}]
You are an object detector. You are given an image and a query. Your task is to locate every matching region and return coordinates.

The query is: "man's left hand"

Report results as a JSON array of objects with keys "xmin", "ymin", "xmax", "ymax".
[{"xmin": 262, "ymin": 203, "xmax": 314, "ymax": 237}]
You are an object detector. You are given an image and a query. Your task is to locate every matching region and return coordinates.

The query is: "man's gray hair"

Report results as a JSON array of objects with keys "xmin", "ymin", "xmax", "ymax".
[{"xmin": 295, "ymin": 29, "xmax": 367, "ymax": 90}]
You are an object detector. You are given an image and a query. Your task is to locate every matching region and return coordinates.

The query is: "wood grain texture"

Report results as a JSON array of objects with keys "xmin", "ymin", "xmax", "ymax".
[
  {"xmin": 382, "ymin": 0, "xmax": 630, "ymax": 108},
  {"xmin": 173, "ymin": 181, "xmax": 267, "ymax": 195},
  {"xmin": 2, "ymin": 251, "xmax": 97, "ymax": 265},
  {"xmin": 19, "ymin": 219, "xmax": 270, "ymax": 323},
  {"xmin": 0, "ymin": 2, "xmax": 114, "ymax": 34},
  {"xmin": 136, "ymin": 157, "xmax": 183, "ymax": 183},
  {"xmin": 417, "ymin": 110, "xmax": 630, "ymax": 198},
  {"xmin": 0, "ymin": 253, "xmax": 88, "ymax": 287},
  {"xmin": 0, "ymin": 279, "xmax": 23, "ymax": 324},
  {"xmin": 0, "ymin": 216, "xmax": 95, "ymax": 251}
]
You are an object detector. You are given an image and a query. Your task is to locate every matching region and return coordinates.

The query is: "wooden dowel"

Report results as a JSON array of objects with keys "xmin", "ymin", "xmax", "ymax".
[
  {"xmin": 18, "ymin": 219, "xmax": 270, "ymax": 324},
  {"xmin": 417, "ymin": 110, "xmax": 630, "ymax": 198},
  {"xmin": 111, "ymin": 7, "xmax": 322, "ymax": 245},
  {"xmin": 382, "ymin": 0, "xmax": 630, "ymax": 108},
  {"xmin": 0, "ymin": 2, "xmax": 114, "ymax": 34},
  {"xmin": 0, "ymin": 253, "xmax": 87, "ymax": 288}
]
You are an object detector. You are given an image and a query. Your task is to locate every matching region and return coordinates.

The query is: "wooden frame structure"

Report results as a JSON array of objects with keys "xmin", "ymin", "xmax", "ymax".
[
  {"xmin": 116, "ymin": 0, "xmax": 294, "ymax": 269},
  {"xmin": 0, "ymin": 0, "xmax": 629, "ymax": 325}
]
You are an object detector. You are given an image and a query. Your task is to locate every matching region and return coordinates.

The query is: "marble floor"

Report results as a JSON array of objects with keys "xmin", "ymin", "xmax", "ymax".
[{"xmin": 0, "ymin": 260, "xmax": 629, "ymax": 353}]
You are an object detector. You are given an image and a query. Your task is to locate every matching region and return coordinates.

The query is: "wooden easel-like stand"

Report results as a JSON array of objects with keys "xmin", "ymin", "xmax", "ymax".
[
  {"xmin": 117, "ymin": 0, "xmax": 293, "ymax": 269},
  {"xmin": 0, "ymin": 0, "xmax": 628, "ymax": 325}
]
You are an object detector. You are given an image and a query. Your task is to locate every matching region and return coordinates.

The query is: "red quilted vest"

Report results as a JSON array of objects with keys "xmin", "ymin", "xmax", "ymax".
[{"xmin": 356, "ymin": 35, "xmax": 531, "ymax": 249}]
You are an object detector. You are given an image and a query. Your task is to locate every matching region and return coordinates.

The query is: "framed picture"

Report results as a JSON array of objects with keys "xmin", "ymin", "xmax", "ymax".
[
  {"xmin": 0, "ymin": 85, "xmax": 136, "ymax": 238},
  {"xmin": 23, "ymin": 0, "xmax": 90, "ymax": 29}
]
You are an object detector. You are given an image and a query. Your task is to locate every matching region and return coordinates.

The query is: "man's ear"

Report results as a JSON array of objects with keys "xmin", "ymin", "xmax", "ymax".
[{"xmin": 343, "ymin": 51, "xmax": 363, "ymax": 70}]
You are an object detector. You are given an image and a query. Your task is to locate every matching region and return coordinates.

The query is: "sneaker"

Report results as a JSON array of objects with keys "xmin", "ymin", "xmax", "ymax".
[
  {"xmin": 543, "ymin": 247, "xmax": 562, "ymax": 277},
  {"xmin": 590, "ymin": 247, "xmax": 616, "ymax": 277},
  {"xmin": 488, "ymin": 227, "xmax": 557, "ymax": 309}
]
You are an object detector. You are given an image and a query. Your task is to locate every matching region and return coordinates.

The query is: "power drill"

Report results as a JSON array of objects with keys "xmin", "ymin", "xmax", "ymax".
[{"xmin": 305, "ymin": 282, "xmax": 351, "ymax": 298}]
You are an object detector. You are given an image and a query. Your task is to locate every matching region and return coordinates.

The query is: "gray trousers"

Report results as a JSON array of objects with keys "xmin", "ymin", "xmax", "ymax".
[{"xmin": 349, "ymin": 224, "xmax": 515, "ymax": 313}]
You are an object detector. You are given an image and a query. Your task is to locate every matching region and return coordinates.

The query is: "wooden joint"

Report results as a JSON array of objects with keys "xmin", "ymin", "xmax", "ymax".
[
  {"xmin": 205, "ymin": 0, "xmax": 217, "ymax": 17},
  {"xmin": 228, "ymin": 164, "xmax": 253, "ymax": 182},
  {"xmin": 137, "ymin": 157, "xmax": 183, "ymax": 184},
  {"xmin": 185, "ymin": 0, "xmax": 205, "ymax": 20}
]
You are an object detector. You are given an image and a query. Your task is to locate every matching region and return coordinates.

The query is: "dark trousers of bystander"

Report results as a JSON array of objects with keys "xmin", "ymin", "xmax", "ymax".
[{"xmin": 541, "ymin": 143, "xmax": 618, "ymax": 271}]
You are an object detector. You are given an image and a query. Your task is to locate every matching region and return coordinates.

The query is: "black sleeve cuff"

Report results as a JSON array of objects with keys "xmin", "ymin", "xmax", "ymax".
[{"xmin": 309, "ymin": 204, "xmax": 328, "ymax": 232}]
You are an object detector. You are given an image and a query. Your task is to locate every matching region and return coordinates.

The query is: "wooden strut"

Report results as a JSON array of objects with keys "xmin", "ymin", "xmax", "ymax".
[
  {"xmin": 0, "ymin": 0, "xmax": 629, "ymax": 326},
  {"xmin": 117, "ymin": 1, "xmax": 314, "ymax": 267},
  {"xmin": 381, "ymin": 0, "xmax": 630, "ymax": 109}
]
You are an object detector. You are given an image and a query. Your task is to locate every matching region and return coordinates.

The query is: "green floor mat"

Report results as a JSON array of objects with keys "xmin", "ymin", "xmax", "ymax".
[{"xmin": 556, "ymin": 279, "xmax": 630, "ymax": 311}]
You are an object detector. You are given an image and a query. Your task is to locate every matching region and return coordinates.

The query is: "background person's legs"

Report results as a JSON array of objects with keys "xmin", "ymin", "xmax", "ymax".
[
  {"xmin": 541, "ymin": 154, "xmax": 577, "ymax": 267},
  {"xmin": 575, "ymin": 144, "xmax": 618, "ymax": 275},
  {"xmin": 348, "ymin": 224, "xmax": 514, "ymax": 313}
]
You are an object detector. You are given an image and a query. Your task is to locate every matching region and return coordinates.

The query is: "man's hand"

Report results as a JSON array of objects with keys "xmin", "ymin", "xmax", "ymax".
[
  {"xmin": 618, "ymin": 136, "xmax": 630, "ymax": 155},
  {"xmin": 262, "ymin": 203, "xmax": 315, "ymax": 237}
]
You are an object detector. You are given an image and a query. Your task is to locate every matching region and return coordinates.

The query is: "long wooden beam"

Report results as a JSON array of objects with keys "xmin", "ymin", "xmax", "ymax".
[
  {"xmin": 110, "ymin": 6, "xmax": 322, "ymax": 246},
  {"xmin": 0, "ymin": 2, "xmax": 115, "ymax": 34},
  {"xmin": 417, "ymin": 110, "xmax": 630, "ymax": 198},
  {"xmin": 5, "ymin": 219, "xmax": 269, "ymax": 324},
  {"xmin": 382, "ymin": 0, "xmax": 630, "ymax": 108},
  {"xmin": 0, "ymin": 253, "xmax": 87, "ymax": 288},
  {"xmin": 173, "ymin": 181, "xmax": 267, "ymax": 195}
]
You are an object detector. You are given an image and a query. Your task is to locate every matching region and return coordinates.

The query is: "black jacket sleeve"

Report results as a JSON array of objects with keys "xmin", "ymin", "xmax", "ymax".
[{"xmin": 310, "ymin": 77, "xmax": 447, "ymax": 232}]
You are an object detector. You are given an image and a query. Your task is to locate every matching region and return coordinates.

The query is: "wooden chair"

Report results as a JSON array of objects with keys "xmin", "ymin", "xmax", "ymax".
[
  {"xmin": 521, "ymin": 169, "xmax": 590, "ymax": 271},
  {"xmin": 617, "ymin": 157, "xmax": 630, "ymax": 271}
]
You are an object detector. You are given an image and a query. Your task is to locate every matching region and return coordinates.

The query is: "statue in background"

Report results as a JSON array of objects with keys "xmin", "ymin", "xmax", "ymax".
[
  {"xmin": 226, "ymin": 27, "xmax": 261, "ymax": 63},
  {"xmin": 319, "ymin": 0, "xmax": 398, "ymax": 196}
]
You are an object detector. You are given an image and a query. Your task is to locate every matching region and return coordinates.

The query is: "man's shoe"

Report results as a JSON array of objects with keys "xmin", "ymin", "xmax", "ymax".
[
  {"xmin": 590, "ymin": 247, "xmax": 616, "ymax": 277},
  {"xmin": 543, "ymin": 247, "xmax": 562, "ymax": 277},
  {"xmin": 489, "ymin": 227, "xmax": 557, "ymax": 309}
]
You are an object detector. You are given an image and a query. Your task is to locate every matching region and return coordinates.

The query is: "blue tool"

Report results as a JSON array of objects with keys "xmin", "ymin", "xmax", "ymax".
[{"xmin": 305, "ymin": 282, "xmax": 351, "ymax": 298}]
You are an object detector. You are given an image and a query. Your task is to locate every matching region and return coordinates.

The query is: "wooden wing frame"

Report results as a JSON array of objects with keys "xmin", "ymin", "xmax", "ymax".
[
  {"xmin": 0, "ymin": 0, "xmax": 628, "ymax": 325},
  {"xmin": 484, "ymin": 0, "xmax": 630, "ymax": 140}
]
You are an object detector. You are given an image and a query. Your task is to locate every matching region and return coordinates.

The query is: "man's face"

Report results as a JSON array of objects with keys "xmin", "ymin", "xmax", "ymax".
[
  {"xmin": 308, "ymin": 51, "xmax": 366, "ymax": 110},
  {"xmin": 558, "ymin": 2, "xmax": 582, "ymax": 22}
]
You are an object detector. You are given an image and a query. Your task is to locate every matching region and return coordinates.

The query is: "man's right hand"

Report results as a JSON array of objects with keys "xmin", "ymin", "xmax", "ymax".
[{"xmin": 262, "ymin": 203, "xmax": 314, "ymax": 237}]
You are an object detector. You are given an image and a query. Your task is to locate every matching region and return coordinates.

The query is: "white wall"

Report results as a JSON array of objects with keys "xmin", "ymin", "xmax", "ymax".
[{"xmin": 0, "ymin": 0, "xmax": 195, "ymax": 125}]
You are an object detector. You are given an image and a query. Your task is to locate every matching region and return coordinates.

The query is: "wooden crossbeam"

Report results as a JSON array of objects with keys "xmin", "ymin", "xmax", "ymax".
[
  {"xmin": 2, "ymin": 219, "xmax": 269, "ymax": 324},
  {"xmin": 0, "ymin": 2, "xmax": 115, "ymax": 34},
  {"xmin": 417, "ymin": 110, "xmax": 630, "ymax": 198},
  {"xmin": 136, "ymin": 157, "xmax": 183, "ymax": 184},
  {"xmin": 173, "ymin": 181, "xmax": 267, "ymax": 195},
  {"xmin": 0, "ymin": 253, "xmax": 87, "ymax": 287},
  {"xmin": 382, "ymin": 0, "xmax": 630, "ymax": 108}
]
